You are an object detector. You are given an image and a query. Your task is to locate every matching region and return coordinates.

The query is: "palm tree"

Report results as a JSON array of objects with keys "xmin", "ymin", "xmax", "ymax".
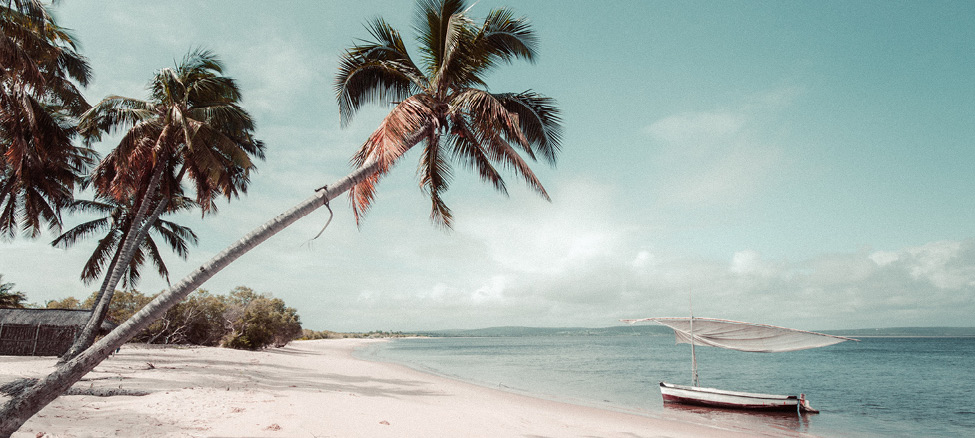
[
  {"xmin": 337, "ymin": 0, "xmax": 562, "ymax": 228},
  {"xmin": 0, "ymin": 0, "xmax": 94, "ymax": 238},
  {"xmin": 0, "ymin": 1, "xmax": 561, "ymax": 433},
  {"xmin": 60, "ymin": 48, "xmax": 264, "ymax": 359},
  {"xmin": 51, "ymin": 195, "xmax": 198, "ymax": 289}
]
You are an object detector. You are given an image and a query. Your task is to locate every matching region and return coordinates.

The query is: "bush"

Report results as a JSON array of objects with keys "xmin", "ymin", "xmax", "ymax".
[
  {"xmin": 141, "ymin": 290, "xmax": 227, "ymax": 346},
  {"xmin": 219, "ymin": 287, "xmax": 302, "ymax": 350},
  {"xmin": 37, "ymin": 286, "xmax": 303, "ymax": 350}
]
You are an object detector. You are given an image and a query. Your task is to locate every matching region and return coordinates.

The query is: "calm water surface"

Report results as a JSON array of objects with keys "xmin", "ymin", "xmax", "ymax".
[{"xmin": 357, "ymin": 335, "xmax": 975, "ymax": 437}]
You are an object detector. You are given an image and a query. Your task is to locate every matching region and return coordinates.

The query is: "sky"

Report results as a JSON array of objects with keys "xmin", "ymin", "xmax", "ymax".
[{"xmin": 2, "ymin": 0, "xmax": 974, "ymax": 332}]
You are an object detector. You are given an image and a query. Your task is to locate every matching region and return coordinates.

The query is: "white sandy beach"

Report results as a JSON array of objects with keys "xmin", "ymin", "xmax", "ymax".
[{"xmin": 1, "ymin": 339, "xmax": 795, "ymax": 437}]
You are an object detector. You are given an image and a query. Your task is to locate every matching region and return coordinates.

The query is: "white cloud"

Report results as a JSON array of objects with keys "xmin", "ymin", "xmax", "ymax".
[
  {"xmin": 646, "ymin": 111, "xmax": 745, "ymax": 145},
  {"xmin": 644, "ymin": 89, "xmax": 796, "ymax": 208},
  {"xmin": 730, "ymin": 250, "xmax": 774, "ymax": 277},
  {"xmin": 631, "ymin": 250, "xmax": 655, "ymax": 269},
  {"xmin": 472, "ymin": 276, "xmax": 508, "ymax": 303},
  {"xmin": 904, "ymin": 240, "xmax": 975, "ymax": 289},
  {"xmin": 869, "ymin": 250, "xmax": 900, "ymax": 266},
  {"xmin": 457, "ymin": 179, "xmax": 623, "ymax": 277},
  {"xmin": 234, "ymin": 37, "xmax": 331, "ymax": 115}
]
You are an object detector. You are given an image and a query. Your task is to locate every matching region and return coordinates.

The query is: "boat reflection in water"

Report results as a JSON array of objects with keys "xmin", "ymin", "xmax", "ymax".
[{"xmin": 662, "ymin": 399, "xmax": 813, "ymax": 435}]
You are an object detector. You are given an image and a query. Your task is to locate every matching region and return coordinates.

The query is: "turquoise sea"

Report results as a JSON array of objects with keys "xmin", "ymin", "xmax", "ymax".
[{"xmin": 357, "ymin": 335, "xmax": 975, "ymax": 437}]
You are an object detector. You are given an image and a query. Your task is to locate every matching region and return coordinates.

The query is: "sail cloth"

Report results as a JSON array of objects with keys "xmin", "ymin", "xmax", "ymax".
[{"xmin": 622, "ymin": 317, "xmax": 858, "ymax": 353}]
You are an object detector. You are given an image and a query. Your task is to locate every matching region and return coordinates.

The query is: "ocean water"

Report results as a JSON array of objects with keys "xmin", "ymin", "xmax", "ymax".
[{"xmin": 356, "ymin": 335, "xmax": 975, "ymax": 437}]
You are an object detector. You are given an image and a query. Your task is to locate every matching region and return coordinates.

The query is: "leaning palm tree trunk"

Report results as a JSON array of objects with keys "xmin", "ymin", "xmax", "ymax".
[
  {"xmin": 60, "ymin": 160, "xmax": 169, "ymax": 361},
  {"xmin": 0, "ymin": 160, "xmax": 379, "ymax": 436}
]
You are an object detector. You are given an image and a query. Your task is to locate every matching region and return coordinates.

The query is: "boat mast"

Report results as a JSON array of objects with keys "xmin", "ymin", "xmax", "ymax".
[{"xmin": 689, "ymin": 291, "xmax": 699, "ymax": 387}]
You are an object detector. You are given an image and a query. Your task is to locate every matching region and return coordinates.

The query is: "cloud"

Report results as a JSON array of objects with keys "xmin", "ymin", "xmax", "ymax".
[
  {"xmin": 644, "ymin": 88, "xmax": 799, "ymax": 208},
  {"xmin": 457, "ymin": 179, "xmax": 624, "ymax": 277},
  {"xmin": 618, "ymin": 239, "xmax": 975, "ymax": 329},
  {"xmin": 233, "ymin": 37, "xmax": 332, "ymax": 116},
  {"xmin": 647, "ymin": 111, "xmax": 745, "ymax": 145},
  {"xmin": 311, "ymin": 166, "xmax": 975, "ymax": 330},
  {"xmin": 902, "ymin": 240, "xmax": 975, "ymax": 289}
]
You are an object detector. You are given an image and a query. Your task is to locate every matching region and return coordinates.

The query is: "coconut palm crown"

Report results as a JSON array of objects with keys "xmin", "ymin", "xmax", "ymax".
[
  {"xmin": 336, "ymin": 0, "xmax": 562, "ymax": 228},
  {"xmin": 0, "ymin": 0, "xmax": 94, "ymax": 238},
  {"xmin": 51, "ymin": 195, "xmax": 199, "ymax": 289},
  {"xmin": 79, "ymin": 48, "xmax": 265, "ymax": 214}
]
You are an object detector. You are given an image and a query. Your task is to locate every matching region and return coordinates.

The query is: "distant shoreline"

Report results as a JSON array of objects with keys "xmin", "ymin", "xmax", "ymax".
[
  {"xmin": 364, "ymin": 325, "xmax": 975, "ymax": 338},
  {"xmin": 831, "ymin": 335, "xmax": 975, "ymax": 338}
]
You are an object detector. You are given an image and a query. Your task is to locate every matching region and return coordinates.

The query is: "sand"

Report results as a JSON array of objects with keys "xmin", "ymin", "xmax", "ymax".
[{"xmin": 0, "ymin": 339, "xmax": 794, "ymax": 437}]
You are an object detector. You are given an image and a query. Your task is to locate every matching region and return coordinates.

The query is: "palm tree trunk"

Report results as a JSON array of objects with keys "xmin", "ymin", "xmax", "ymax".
[
  {"xmin": 0, "ymin": 160, "xmax": 379, "ymax": 436},
  {"xmin": 60, "ymin": 157, "xmax": 169, "ymax": 361}
]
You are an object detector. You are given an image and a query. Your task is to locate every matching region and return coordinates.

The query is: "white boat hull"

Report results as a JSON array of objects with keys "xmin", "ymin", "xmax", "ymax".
[{"xmin": 659, "ymin": 382, "xmax": 817, "ymax": 413}]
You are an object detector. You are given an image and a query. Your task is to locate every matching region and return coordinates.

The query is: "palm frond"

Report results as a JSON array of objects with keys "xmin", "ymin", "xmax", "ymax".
[
  {"xmin": 0, "ymin": 182, "xmax": 20, "ymax": 239},
  {"xmin": 152, "ymin": 218, "xmax": 197, "ymax": 259},
  {"xmin": 446, "ymin": 120, "xmax": 507, "ymax": 196},
  {"xmin": 419, "ymin": 131, "xmax": 454, "ymax": 228},
  {"xmin": 49, "ymin": 28, "xmax": 92, "ymax": 86},
  {"xmin": 78, "ymin": 96, "xmax": 156, "ymax": 143},
  {"xmin": 187, "ymin": 75, "xmax": 242, "ymax": 107},
  {"xmin": 335, "ymin": 18, "xmax": 425, "ymax": 125},
  {"xmin": 51, "ymin": 216, "xmax": 111, "ymax": 249},
  {"xmin": 121, "ymin": 243, "xmax": 146, "ymax": 289},
  {"xmin": 478, "ymin": 8, "xmax": 538, "ymax": 64},
  {"xmin": 430, "ymin": 9, "xmax": 477, "ymax": 92},
  {"xmin": 63, "ymin": 198, "xmax": 114, "ymax": 215},
  {"xmin": 414, "ymin": 0, "xmax": 469, "ymax": 74},
  {"xmin": 454, "ymin": 88, "xmax": 532, "ymax": 157},
  {"xmin": 492, "ymin": 91, "xmax": 562, "ymax": 164},
  {"xmin": 79, "ymin": 230, "xmax": 121, "ymax": 284},
  {"xmin": 472, "ymin": 117, "xmax": 550, "ymax": 202},
  {"xmin": 187, "ymin": 101, "xmax": 255, "ymax": 133},
  {"xmin": 180, "ymin": 47, "xmax": 224, "ymax": 76},
  {"xmin": 141, "ymin": 236, "xmax": 170, "ymax": 284},
  {"xmin": 348, "ymin": 96, "xmax": 434, "ymax": 224}
]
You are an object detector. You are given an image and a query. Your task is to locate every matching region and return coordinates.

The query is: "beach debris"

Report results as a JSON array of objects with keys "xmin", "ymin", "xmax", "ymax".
[
  {"xmin": 379, "ymin": 420, "xmax": 390, "ymax": 426},
  {"xmin": 145, "ymin": 362, "xmax": 155, "ymax": 370},
  {"xmin": 64, "ymin": 385, "xmax": 151, "ymax": 397},
  {"xmin": 264, "ymin": 423, "xmax": 282, "ymax": 431}
]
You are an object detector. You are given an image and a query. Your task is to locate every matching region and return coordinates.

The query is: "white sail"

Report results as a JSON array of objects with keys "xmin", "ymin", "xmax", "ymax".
[{"xmin": 622, "ymin": 317, "xmax": 857, "ymax": 353}]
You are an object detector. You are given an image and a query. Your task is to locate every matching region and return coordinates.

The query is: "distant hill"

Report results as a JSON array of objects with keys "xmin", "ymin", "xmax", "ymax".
[
  {"xmin": 416, "ymin": 325, "xmax": 674, "ymax": 337},
  {"xmin": 823, "ymin": 327, "xmax": 975, "ymax": 337},
  {"xmin": 414, "ymin": 325, "xmax": 975, "ymax": 338}
]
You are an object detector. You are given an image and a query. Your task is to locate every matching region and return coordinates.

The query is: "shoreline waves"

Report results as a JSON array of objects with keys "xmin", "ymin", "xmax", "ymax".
[{"xmin": 0, "ymin": 339, "xmax": 793, "ymax": 437}]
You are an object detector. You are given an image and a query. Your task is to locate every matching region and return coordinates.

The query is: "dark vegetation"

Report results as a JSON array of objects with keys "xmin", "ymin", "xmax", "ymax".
[
  {"xmin": 44, "ymin": 286, "xmax": 302, "ymax": 349},
  {"xmin": 0, "ymin": 275, "xmax": 26, "ymax": 308}
]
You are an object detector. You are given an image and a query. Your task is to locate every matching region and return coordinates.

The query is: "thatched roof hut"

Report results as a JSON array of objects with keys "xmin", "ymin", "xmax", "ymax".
[{"xmin": 0, "ymin": 309, "xmax": 117, "ymax": 356}]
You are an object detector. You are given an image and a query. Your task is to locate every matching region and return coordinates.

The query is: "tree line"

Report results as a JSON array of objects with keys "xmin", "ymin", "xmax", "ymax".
[
  {"xmin": 42, "ymin": 286, "xmax": 303, "ymax": 350},
  {"xmin": 299, "ymin": 329, "xmax": 417, "ymax": 340}
]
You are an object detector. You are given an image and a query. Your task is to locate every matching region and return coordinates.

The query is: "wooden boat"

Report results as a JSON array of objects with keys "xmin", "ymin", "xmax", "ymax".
[
  {"xmin": 622, "ymin": 317, "xmax": 857, "ymax": 414},
  {"xmin": 659, "ymin": 382, "xmax": 816, "ymax": 413}
]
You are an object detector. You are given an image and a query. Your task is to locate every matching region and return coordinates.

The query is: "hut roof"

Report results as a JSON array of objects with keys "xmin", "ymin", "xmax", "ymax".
[{"xmin": 0, "ymin": 308, "xmax": 117, "ymax": 330}]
